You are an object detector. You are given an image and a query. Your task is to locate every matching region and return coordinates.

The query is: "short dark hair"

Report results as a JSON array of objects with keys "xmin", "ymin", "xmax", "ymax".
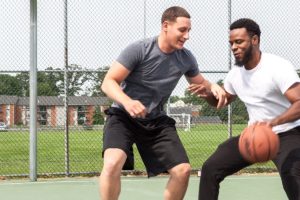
[
  {"xmin": 161, "ymin": 6, "xmax": 190, "ymax": 24},
  {"xmin": 230, "ymin": 18, "xmax": 261, "ymax": 39}
]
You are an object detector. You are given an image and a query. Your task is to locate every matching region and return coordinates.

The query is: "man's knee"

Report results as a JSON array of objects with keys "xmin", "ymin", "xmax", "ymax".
[
  {"xmin": 281, "ymin": 148, "xmax": 300, "ymax": 178},
  {"xmin": 169, "ymin": 163, "xmax": 191, "ymax": 179},
  {"xmin": 102, "ymin": 149, "xmax": 127, "ymax": 176},
  {"xmin": 200, "ymin": 158, "xmax": 223, "ymax": 182},
  {"xmin": 102, "ymin": 159, "xmax": 123, "ymax": 176},
  {"xmin": 201, "ymin": 159, "xmax": 215, "ymax": 174}
]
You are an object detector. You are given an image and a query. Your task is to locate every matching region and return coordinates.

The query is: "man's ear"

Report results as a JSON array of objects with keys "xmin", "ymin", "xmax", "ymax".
[
  {"xmin": 252, "ymin": 35, "xmax": 259, "ymax": 45},
  {"xmin": 162, "ymin": 21, "xmax": 169, "ymax": 32}
]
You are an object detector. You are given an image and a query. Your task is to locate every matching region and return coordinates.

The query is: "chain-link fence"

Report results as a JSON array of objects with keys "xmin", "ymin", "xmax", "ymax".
[{"xmin": 0, "ymin": 0, "xmax": 300, "ymax": 177}]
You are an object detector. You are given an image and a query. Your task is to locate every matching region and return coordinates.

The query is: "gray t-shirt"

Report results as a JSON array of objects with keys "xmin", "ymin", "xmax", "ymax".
[{"xmin": 112, "ymin": 36, "xmax": 199, "ymax": 119}]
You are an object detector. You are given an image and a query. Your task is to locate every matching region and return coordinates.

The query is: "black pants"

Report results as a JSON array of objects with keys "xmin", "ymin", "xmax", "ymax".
[{"xmin": 199, "ymin": 126, "xmax": 300, "ymax": 200}]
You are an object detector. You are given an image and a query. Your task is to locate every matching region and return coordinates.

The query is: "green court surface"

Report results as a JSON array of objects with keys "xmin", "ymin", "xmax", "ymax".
[{"xmin": 0, "ymin": 175, "xmax": 287, "ymax": 200}]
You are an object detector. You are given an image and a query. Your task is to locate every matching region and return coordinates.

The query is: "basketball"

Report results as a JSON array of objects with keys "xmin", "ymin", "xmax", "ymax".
[{"xmin": 238, "ymin": 123, "xmax": 279, "ymax": 163}]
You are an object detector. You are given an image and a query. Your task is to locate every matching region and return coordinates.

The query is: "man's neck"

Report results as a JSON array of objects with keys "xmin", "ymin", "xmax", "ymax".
[
  {"xmin": 157, "ymin": 35, "xmax": 175, "ymax": 54},
  {"xmin": 245, "ymin": 51, "xmax": 262, "ymax": 70}
]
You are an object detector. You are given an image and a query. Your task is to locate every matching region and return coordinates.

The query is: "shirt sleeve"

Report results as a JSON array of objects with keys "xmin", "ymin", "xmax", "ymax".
[
  {"xmin": 116, "ymin": 41, "xmax": 144, "ymax": 71},
  {"xmin": 224, "ymin": 69, "xmax": 237, "ymax": 95},
  {"xmin": 184, "ymin": 51, "xmax": 200, "ymax": 77},
  {"xmin": 273, "ymin": 60, "xmax": 300, "ymax": 94}
]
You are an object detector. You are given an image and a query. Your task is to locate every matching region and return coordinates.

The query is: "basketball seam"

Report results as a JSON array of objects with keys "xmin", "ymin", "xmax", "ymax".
[
  {"xmin": 265, "ymin": 128, "xmax": 271, "ymax": 161},
  {"xmin": 251, "ymin": 125, "xmax": 258, "ymax": 162}
]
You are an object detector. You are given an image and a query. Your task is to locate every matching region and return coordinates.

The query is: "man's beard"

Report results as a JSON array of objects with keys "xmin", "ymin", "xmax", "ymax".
[{"xmin": 235, "ymin": 45, "xmax": 253, "ymax": 67}]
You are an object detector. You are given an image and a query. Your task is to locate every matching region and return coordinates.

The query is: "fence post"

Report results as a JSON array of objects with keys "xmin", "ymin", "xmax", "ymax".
[
  {"xmin": 29, "ymin": 0, "xmax": 38, "ymax": 181},
  {"xmin": 64, "ymin": 0, "xmax": 70, "ymax": 176},
  {"xmin": 227, "ymin": 0, "xmax": 233, "ymax": 138}
]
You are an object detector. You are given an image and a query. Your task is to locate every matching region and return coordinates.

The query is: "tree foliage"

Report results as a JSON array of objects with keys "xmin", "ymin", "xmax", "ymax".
[
  {"xmin": 1, "ymin": 65, "xmax": 109, "ymax": 97},
  {"xmin": 0, "ymin": 74, "xmax": 23, "ymax": 96},
  {"xmin": 15, "ymin": 72, "xmax": 30, "ymax": 96},
  {"xmin": 181, "ymin": 79, "xmax": 248, "ymax": 124},
  {"xmin": 170, "ymin": 95, "xmax": 181, "ymax": 103},
  {"xmin": 85, "ymin": 66, "xmax": 109, "ymax": 97},
  {"xmin": 200, "ymin": 97, "xmax": 248, "ymax": 124},
  {"xmin": 62, "ymin": 64, "xmax": 88, "ymax": 96},
  {"xmin": 38, "ymin": 67, "xmax": 62, "ymax": 96},
  {"xmin": 92, "ymin": 106, "xmax": 104, "ymax": 125}
]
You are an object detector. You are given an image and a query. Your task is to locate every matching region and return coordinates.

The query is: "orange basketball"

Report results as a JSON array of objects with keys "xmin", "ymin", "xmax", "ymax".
[{"xmin": 238, "ymin": 123, "xmax": 279, "ymax": 163}]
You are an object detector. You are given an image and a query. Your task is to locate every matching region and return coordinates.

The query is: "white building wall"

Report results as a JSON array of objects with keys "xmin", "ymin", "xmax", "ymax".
[
  {"xmin": 56, "ymin": 106, "xmax": 65, "ymax": 126},
  {"xmin": 47, "ymin": 107, "xmax": 51, "ymax": 125},
  {"xmin": 6, "ymin": 105, "xmax": 10, "ymax": 126}
]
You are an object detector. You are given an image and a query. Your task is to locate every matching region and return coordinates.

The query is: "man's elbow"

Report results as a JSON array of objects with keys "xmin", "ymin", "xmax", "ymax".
[{"xmin": 101, "ymin": 81, "xmax": 108, "ymax": 95}]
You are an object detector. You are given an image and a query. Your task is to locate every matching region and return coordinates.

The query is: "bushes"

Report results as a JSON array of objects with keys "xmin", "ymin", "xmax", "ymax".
[{"xmin": 92, "ymin": 106, "xmax": 104, "ymax": 125}]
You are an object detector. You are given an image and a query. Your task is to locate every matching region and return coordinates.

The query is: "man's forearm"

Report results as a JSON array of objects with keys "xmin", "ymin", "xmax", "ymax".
[{"xmin": 101, "ymin": 79, "xmax": 131, "ymax": 106}]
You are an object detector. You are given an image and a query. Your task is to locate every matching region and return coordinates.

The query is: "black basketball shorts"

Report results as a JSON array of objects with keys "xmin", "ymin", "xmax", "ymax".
[{"xmin": 102, "ymin": 107, "xmax": 189, "ymax": 177}]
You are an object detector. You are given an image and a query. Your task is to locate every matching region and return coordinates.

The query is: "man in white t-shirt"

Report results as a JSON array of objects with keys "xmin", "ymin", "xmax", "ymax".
[{"xmin": 189, "ymin": 18, "xmax": 300, "ymax": 200}]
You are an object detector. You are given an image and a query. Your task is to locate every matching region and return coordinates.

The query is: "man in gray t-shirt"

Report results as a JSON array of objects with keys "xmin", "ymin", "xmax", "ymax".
[
  {"xmin": 113, "ymin": 36, "xmax": 200, "ymax": 119},
  {"xmin": 100, "ymin": 6, "xmax": 227, "ymax": 200}
]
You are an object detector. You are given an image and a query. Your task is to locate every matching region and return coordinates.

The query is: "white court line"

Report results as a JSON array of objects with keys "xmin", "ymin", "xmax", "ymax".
[
  {"xmin": 0, "ymin": 179, "xmax": 96, "ymax": 186},
  {"xmin": 0, "ymin": 175, "xmax": 280, "ymax": 186},
  {"xmin": 120, "ymin": 176, "xmax": 280, "ymax": 182},
  {"xmin": 224, "ymin": 176, "xmax": 280, "ymax": 180}
]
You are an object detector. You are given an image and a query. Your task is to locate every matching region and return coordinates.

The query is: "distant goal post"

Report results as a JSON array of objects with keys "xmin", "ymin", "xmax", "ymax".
[{"xmin": 168, "ymin": 113, "xmax": 191, "ymax": 131}]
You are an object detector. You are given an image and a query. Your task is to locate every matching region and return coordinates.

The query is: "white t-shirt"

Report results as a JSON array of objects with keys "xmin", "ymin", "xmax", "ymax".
[{"xmin": 224, "ymin": 53, "xmax": 300, "ymax": 133}]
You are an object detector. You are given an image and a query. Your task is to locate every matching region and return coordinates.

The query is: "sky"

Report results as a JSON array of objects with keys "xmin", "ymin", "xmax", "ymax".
[{"xmin": 0, "ymin": 0, "xmax": 299, "ymax": 96}]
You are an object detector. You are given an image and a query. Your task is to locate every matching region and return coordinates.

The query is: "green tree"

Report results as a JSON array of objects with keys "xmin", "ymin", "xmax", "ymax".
[
  {"xmin": 231, "ymin": 97, "xmax": 248, "ymax": 123},
  {"xmin": 63, "ymin": 64, "xmax": 89, "ymax": 96},
  {"xmin": 0, "ymin": 74, "xmax": 23, "ymax": 96},
  {"xmin": 183, "ymin": 79, "xmax": 248, "ymax": 124},
  {"xmin": 85, "ymin": 66, "xmax": 109, "ymax": 97},
  {"xmin": 15, "ymin": 72, "xmax": 29, "ymax": 96},
  {"xmin": 200, "ymin": 97, "xmax": 248, "ymax": 124},
  {"xmin": 15, "ymin": 67, "xmax": 62, "ymax": 96},
  {"xmin": 170, "ymin": 95, "xmax": 181, "ymax": 103},
  {"xmin": 92, "ymin": 106, "xmax": 104, "ymax": 125},
  {"xmin": 182, "ymin": 88, "xmax": 207, "ymax": 105},
  {"xmin": 37, "ymin": 67, "xmax": 62, "ymax": 96},
  {"xmin": 200, "ymin": 101, "xmax": 227, "ymax": 121},
  {"xmin": 3, "ymin": 65, "xmax": 89, "ymax": 97}
]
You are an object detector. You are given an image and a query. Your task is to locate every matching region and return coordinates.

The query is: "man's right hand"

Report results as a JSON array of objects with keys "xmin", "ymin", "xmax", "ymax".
[
  {"xmin": 124, "ymin": 99, "xmax": 147, "ymax": 119},
  {"xmin": 188, "ymin": 83, "xmax": 228, "ymax": 109}
]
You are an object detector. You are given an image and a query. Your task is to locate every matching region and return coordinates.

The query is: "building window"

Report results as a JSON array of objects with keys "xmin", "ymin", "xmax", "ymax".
[
  {"xmin": 38, "ymin": 106, "xmax": 47, "ymax": 126},
  {"xmin": 77, "ymin": 106, "xmax": 86, "ymax": 125}
]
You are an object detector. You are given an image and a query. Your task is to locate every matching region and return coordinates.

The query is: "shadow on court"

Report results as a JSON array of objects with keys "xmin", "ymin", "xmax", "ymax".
[{"xmin": 0, "ymin": 175, "xmax": 287, "ymax": 200}]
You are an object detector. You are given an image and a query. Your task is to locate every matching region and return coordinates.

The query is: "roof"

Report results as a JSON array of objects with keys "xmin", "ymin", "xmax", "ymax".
[
  {"xmin": 168, "ymin": 105, "xmax": 201, "ymax": 115},
  {"xmin": 0, "ymin": 95, "xmax": 19, "ymax": 104},
  {"xmin": 169, "ymin": 107, "xmax": 193, "ymax": 115},
  {"xmin": 38, "ymin": 96, "xmax": 65, "ymax": 106},
  {"xmin": 0, "ymin": 95, "xmax": 110, "ymax": 106},
  {"xmin": 68, "ymin": 96, "xmax": 109, "ymax": 105},
  {"xmin": 192, "ymin": 116, "xmax": 223, "ymax": 124}
]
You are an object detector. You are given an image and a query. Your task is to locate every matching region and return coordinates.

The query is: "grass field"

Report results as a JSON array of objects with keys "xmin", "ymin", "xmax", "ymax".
[{"xmin": 0, "ymin": 124, "xmax": 276, "ymax": 176}]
